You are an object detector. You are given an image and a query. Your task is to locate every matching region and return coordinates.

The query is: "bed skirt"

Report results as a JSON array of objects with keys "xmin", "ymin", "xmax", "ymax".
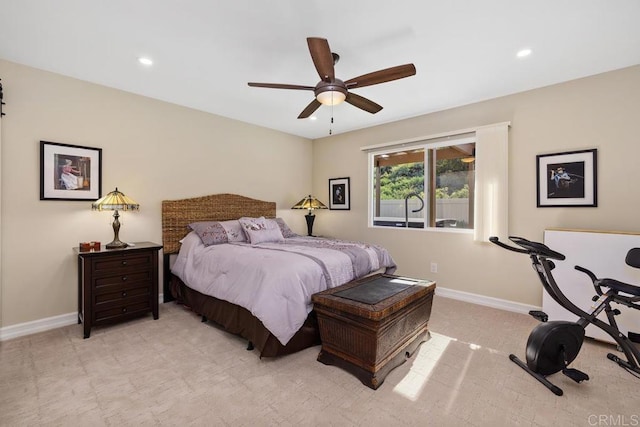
[{"xmin": 170, "ymin": 275, "xmax": 321, "ymax": 357}]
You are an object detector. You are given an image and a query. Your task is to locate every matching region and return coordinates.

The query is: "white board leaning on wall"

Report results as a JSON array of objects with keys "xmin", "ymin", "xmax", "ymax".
[{"xmin": 543, "ymin": 229, "xmax": 640, "ymax": 344}]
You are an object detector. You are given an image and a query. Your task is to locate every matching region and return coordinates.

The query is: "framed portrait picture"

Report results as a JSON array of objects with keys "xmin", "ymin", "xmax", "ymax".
[
  {"xmin": 40, "ymin": 141, "xmax": 102, "ymax": 201},
  {"xmin": 536, "ymin": 149, "xmax": 597, "ymax": 207},
  {"xmin": 328, "ymin": 177, "xmax": 350, "ymax": 210}
]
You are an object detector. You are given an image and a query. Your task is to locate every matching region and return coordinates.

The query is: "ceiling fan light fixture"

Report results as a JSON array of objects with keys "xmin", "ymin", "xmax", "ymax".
[
  {"xmin": 248, "ymin": 37, "xmax": 416, "ymax": 119},
  {"xmin": 316, "ymin": 89, "xmax": 346, "ymax": 106}
]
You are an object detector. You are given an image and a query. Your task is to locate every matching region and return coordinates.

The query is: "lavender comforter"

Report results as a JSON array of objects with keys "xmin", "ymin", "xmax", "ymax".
[{"xmin": 172, "ymin": 232, "xmax": 396, "ymax": 345}]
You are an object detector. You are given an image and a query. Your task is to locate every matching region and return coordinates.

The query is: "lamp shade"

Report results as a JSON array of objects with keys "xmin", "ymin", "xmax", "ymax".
[
  {"xmin": 92, "ymin": 187, "xmax": 140, "ymax": 211},
  {"xmin": 291, "ymin": 195, "xmax": 328, "ymax": 211}
]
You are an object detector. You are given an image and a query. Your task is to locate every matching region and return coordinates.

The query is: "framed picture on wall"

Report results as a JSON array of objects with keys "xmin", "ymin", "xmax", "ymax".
[
  {"xmin": 536, "ymin": 149, "xmax": 597, "ymax": 207},
  {"xmin": 40, "ymin": 141, "xmax": 102, "ymax": 201},
  {"xmin": 329, "ymin": 177, "xmax": 350, "ymax": 210}
]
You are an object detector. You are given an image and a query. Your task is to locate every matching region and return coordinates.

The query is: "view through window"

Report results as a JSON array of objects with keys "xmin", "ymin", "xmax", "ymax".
[{"xmin": 371, "ymin": 141, "xmax": 475, "ymax": 229}]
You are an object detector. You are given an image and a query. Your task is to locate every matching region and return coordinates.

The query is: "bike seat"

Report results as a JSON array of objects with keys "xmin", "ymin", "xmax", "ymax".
[
  {"xmin": 626, "ymin": 248, "xmax": 640, "ymax": 269},
  {"xmin": 597, "ymin": 278, "xmax": 640, "ymax": 297}
]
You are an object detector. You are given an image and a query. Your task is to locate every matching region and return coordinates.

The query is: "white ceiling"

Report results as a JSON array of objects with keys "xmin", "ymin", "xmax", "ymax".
[{"xmin": 1, "ymin": 1, "xmax": 639, "ymax": 139}]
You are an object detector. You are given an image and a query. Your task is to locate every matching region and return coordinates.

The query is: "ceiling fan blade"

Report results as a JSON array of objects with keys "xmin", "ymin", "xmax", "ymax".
[
  {"xmin": 345, "ymin": 92, "xmax": 383, "ymax": 114},
  {"xmin": 307, "ymin": 37, "xmax": 335, "ymax": 82},
  {"xmin": 248, "ymin": 82, "xmax": 315, "ymax": 91},
  {"xmin": 297, "ymin": 99, "xmax": 322, "ymax": 119},
  {"xmin": 344, "ymin": 64, "xmax": 416, "ymax": 89}
]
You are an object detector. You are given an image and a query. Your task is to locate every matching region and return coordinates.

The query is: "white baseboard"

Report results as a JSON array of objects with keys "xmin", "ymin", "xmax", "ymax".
[
  {"xmin": 435, "ymin": 286, "xmax": 541, "ymax": 315},
  {"xmin": 2, "ymin": 291, "xmax": 534, "ymax": 342},
  {"xmin": 1, "ymin": 295, "xmax": 167, "ymax": 342},
  {"xmin": 0, "ymin": 312, "xmax": 78, "ymax": 341}
]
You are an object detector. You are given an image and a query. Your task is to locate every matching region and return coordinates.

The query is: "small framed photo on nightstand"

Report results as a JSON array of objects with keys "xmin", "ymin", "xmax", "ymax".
[{"xmin": 329, "ymin": 177, "xmax": 350, "ymax": 210}]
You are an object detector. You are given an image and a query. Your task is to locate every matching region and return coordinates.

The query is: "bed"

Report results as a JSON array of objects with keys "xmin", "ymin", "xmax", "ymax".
[{"xmin": 162, "ymin": 193, "xmax": 396, "ymax": 357}]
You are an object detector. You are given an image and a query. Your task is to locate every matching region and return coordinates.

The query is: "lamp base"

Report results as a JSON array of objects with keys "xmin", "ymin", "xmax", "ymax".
[
  {"xmin": 305, "ymin": 213, "xmax": 315, "ymax": 236},
  {"xmin": 106, "ymin": 239, "xmax": 128, "ymax": 249},
  {"xmin": 106, "ymin": 210, "xmax": 128, "ymax": 249}
]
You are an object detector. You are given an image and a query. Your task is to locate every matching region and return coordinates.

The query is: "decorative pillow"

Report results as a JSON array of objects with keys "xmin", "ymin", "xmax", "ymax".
[
  {"xmin": 272, "ymin": 218, "xmax": 298, "ymax": 238},
  {"xmin": 219, "ymin": 220, "xmax": 247, "ymax": 242},
  {"xmin": 238, "ymin": 216, "xmax": 285, "ymax": 245},
  {"xmin": 188, "ymin": 220, "xmax": 247, "ymax": 246}
]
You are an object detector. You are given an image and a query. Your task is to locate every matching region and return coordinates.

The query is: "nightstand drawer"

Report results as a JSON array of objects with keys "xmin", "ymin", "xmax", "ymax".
[
  {"xmin": 94, "ymin": 299, "xmax": 152, "ymax": 323},
  {"xmin": 95, "ymin": 285, "xmax": 150, "ymax": 304},
  {"xmin": 91, "ymin": 252, "xmax": 154, "ymax": 275},
  {"xmin": 94, "ymin": 270, "xmax": 153, "ymax": 292}
]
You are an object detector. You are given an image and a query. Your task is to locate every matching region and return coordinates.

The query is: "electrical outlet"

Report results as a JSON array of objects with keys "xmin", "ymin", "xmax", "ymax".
[{"xmin": 430, "ymin": 262, "xmax": 438, "ymax": 273}]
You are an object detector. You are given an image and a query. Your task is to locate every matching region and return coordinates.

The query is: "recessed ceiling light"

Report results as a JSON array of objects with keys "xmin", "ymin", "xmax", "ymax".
[
  {"xmin": 309, "ymin": 116, "xmax": 317, "ymax": 121},
  {"xmin": 516, "ymin": 49, "xmax": 532, "ymax": 58},
  {"xmin": 138, "ymin": 57, "xmax": 153, "ymax": 66}
]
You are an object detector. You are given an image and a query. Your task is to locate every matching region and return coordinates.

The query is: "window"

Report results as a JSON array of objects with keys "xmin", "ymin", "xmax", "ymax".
[
  {"xmin": 364, "ymin": 123, "xmax": 509, "ymax": 241},
  {"xmin": 371, "ymin": 139, "xmax": 475, "ymax": 230}
]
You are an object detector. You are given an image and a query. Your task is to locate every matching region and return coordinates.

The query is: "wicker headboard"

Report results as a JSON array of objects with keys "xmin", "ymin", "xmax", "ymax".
[{"xmin": 161, "ymin": 193, "xmax": 276, "ymax": 254}]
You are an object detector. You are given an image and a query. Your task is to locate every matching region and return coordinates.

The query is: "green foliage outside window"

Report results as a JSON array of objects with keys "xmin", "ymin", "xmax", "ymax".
[
  {"xmin": 378, "ymin": 163, "xmax": 424, "ymax": 199},
  {"xmin": 377, "ymin": 159, "xmax": 469, "ymax": 200},
  {"xmin": 436, "ymin": 184, "xmax": 469, "ymax": 199}
]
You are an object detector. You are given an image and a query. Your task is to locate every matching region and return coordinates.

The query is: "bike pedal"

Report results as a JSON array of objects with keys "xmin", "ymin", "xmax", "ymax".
[
  {"xmin": 562, "ymin": 368, "xmax": 589, "ymax": 383},
  {"xmin": 528, "ymin": 310, "xmax": 548, "ymax": 322}
]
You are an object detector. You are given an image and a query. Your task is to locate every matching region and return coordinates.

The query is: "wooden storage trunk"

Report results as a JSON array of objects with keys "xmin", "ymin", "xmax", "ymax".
[{"xmin": 312, "ymin": 274, "xmax": 436, "ymax": 389}]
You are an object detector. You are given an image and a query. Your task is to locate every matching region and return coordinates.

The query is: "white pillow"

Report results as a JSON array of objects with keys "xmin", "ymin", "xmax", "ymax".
[{"xmin": 238, "ymin": 217, "xmax": 284, "ymax": 245}]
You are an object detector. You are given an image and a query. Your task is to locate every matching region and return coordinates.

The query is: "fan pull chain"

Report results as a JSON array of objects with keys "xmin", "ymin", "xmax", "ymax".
[{"xmin": 329, "ymin": 92, "xmax": 334, "ymax": 135}]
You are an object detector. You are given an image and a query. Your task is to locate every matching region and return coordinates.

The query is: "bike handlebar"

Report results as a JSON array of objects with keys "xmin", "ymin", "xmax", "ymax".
[
  {"xmin": 489, "ymin": 236, "xmax": 528, "ymax": 254},
  {"xmin": 490, "ymin": 236, "xmax": 566, "ymax": 260},
  {"xmin": 574, "ymin": 265, "xmax": 597, "ymax": 282}
]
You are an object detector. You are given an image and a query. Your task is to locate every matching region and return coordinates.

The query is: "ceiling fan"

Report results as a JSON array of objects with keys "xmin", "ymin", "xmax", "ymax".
[{"xmin": 248, "ymin": 37, "xmax": 416, "ymax": 119}]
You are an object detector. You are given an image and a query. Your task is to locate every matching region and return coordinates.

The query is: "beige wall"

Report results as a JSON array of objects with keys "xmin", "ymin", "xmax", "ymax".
[
  {"xmin": 0, "ymin": 59, "xmax": 312, "ymax": 327},
  {"xmin": 2, "ymin": 60, "xmax": 639, "ymax": 329},
  {"xmin": 311, "ymin": 65, "xmax": 640, "ymax": 306}
]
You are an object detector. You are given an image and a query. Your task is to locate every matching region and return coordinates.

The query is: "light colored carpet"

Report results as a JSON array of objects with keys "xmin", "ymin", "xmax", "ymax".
[{"xmin": 1, "ymin": 296, "xmax": 638, "ymax": 426}]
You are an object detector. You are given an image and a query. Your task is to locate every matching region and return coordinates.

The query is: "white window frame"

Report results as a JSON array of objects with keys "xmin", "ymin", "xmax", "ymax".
[
  {"xmin": 362, "ymin": 122, "xmax": 510, "ymax": 241},
  {"xmin": 367, "ymin": 135, "xmax": 476, "ymax": 233}
]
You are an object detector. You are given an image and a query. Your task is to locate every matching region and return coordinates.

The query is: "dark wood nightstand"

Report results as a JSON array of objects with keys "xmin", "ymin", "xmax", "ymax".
[{"xmin": 75, "ymin": 242, "xmax": 162, "ymax": 338}]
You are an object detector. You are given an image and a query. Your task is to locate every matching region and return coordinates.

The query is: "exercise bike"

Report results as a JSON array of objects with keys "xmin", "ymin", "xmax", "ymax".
[{"xmin": 490, "ymin": 236, "xmax": 640, "ymax": 396}]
